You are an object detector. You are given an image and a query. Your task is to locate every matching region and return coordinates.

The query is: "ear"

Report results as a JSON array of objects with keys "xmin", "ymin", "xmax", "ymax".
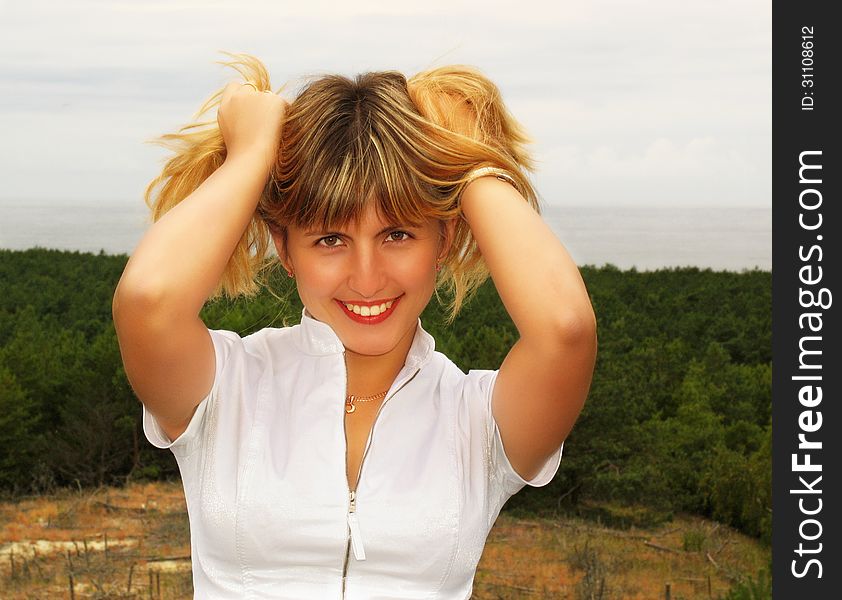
[
  {"xmin": 269, "ymin": 225, "xmax": 292, "ymax": 272},
  {"xmin": 438, "ymin": 218, "xmax": 457, "ymax": 260}
]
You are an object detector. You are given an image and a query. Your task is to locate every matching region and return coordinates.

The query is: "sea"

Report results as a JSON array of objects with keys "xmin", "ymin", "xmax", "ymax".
[{"xmin": 0, "ymin": 198, "xmax": 771, "ymax": 272}]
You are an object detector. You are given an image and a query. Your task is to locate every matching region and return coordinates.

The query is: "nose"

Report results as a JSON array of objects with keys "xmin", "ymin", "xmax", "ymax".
[{"xmin": 347, "ymin": 246, "xmax": 386, "ymax": 299}]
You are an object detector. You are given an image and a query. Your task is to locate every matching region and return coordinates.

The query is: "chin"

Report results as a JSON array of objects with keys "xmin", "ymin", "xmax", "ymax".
[
  {"xmin": 344, "ymin": 327, "xmax": 399, "ymax": 350},
  {"xmin": 345, "ymin": 344, "xmax": 392, "ymax": 358},
  {"xmin": 340, "ymin": 321, "xmax": 415, "ymax": 356}
]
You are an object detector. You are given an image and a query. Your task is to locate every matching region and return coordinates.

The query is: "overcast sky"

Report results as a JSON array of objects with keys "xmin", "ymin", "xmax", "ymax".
[{"xmin": 0, "ymin": 0, "xmax": 770, "ymax": 208}]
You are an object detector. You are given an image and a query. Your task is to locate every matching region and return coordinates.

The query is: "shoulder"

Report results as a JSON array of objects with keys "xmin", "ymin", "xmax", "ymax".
[
  {"xmin": 423, "ymin": 351, "xmax": 498, "ymax": 401},
  {"xmin": 422, "ymin": 350, "xmax": 463, "ymax": 383},
  {"xmin": 206, "ymin": 324, "xmax": 302, "ymax": 368},
  {"xmin": 240, "ymin": 325, "xmax": 297, "ymax": 352}
]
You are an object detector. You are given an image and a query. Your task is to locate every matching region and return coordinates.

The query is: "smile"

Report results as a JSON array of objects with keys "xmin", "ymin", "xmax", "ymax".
[{"xmin": 335, "ymin": 295, "xmax": 402, "ymax": 324}]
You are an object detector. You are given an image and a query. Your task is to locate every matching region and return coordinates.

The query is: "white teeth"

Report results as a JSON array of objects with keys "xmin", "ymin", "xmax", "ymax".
[{"xmin": 343, "ymin": 299, "xmax": 397, "ymax": 316}]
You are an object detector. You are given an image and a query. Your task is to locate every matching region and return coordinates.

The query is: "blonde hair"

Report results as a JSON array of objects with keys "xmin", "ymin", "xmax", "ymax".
[{"xmin": 145, "ymin": 53, "xmax": 539, "ymax": 322}]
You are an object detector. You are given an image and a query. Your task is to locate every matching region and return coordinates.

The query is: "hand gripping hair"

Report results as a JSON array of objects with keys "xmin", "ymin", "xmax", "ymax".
[{"xmin": 145, "ymin": 53, "xmax": 539, "ymax": 322}]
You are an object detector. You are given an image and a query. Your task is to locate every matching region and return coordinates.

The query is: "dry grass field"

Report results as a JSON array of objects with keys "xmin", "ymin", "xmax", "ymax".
[{"xmin": 0, "ymin": 482, "xmax": 769, "ymax": 599}]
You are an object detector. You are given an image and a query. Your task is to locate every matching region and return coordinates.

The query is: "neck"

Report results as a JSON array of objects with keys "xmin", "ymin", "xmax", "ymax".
[{"xmin": 344, "ymin": 323, "xmax": 416, "ymax": 396}]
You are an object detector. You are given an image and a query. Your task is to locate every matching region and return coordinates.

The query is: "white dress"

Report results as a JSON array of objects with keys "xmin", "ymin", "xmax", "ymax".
[{"xmin": 143, "ymin": 308, "xmax": 564, "ymax": 599}]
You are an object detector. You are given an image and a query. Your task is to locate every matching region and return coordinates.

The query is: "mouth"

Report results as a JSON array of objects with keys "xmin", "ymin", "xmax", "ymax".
[{"xmin": 335, "ymin": 294, "xmax": 403, "ymax": 325}]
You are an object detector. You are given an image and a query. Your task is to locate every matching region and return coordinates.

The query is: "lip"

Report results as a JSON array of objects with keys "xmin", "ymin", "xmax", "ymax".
[{"xmin": 336, "ymin": 295, "xmax": 403, "ymax": 325}]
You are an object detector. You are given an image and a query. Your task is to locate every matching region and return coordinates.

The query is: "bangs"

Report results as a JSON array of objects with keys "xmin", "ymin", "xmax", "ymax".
[
  {"xmin": 269, "ymin": 70, "xmax": 450, "ymax": 233},
  {"xmin": 290, "ymin": 125, "xmax": 439, "ymax": 231}
]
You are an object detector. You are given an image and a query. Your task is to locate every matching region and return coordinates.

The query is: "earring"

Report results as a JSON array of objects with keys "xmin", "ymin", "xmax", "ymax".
[
  {"xmin": 435, "ymin": 261, "xmax": 442, "ymax": 273},
  {"xmin": 287, "ymin": 270, "xmax": 295, "ymax": 278}
]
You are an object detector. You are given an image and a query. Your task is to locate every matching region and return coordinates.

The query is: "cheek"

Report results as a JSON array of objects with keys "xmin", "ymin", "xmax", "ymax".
[
  {"xmin": 294, "ymin": 255, "xmax": 343, "ymax": 294},
  {"xmin": 394, "ymin": 251, "xmax": 437, "ymax": 289}
]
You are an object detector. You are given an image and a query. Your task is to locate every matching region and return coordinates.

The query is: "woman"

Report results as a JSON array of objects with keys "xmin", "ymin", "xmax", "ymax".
[{"xmin": 112, "ymin": 54, "xmax": 597, "ymax": 599}]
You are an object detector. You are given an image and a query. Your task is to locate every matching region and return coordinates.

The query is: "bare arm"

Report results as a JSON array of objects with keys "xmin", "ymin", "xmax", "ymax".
[
  {"xmin": 460, "ymin": 177, "xmax": 597, "ymax": 481},
  {"xmin": 112, "ymin": 83, "xmax": 286, "ymax": 441}
]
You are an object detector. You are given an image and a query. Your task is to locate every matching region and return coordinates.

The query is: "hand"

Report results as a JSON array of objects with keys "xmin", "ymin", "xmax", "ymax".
[{"xmin": 217, "ymin": 81, "xmax": 289, "ymax": 166}]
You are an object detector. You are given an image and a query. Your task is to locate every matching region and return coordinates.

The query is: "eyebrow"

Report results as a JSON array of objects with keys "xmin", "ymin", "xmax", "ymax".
[{"xmin": 303, "ymin": 224, "xmax": 415, "ymax": 238}]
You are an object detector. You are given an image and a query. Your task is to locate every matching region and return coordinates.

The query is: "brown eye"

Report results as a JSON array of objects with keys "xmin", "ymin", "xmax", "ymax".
[
  {"xmin": 318, "ymin": 235, "xmax": 342, "ymax": 247},
  {"xmin": 388, "ymin": 231, "xmax": 411, "ymax": 242}
]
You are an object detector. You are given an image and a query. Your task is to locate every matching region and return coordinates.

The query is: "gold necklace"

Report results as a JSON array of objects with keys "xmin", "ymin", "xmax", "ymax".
[{"xmin": 345, "ymin": 390, "xmax": 388, "ymax": 414}]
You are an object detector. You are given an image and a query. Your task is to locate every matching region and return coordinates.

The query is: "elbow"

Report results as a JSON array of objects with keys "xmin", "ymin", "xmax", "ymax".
[
  {"xmin": 114, "ymin": 275, "xmax": 155, "ymax": 316},
  {"xmin": 112, "ymin": 276, "xmax": 138, "ymax": 323},
  {"xmin": 555, "ymin": 308, "xmax": 597, "ymax": 346},
  {"xmin": 554, "ymin": 311, "xmax": 598, "ymax": 377},
  {"xmin": 521, "ymin": 308, "xmax": 597, "ymax": 353},
  {"xmin": 112, "ymin": 274, "xmax": 178, "ymax": 331}
]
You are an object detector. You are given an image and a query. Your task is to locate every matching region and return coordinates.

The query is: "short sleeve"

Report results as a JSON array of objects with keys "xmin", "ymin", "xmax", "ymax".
[
  {"xmin": 469, "ymin": 369, "xmax": 564, "ymax": 495},
  {"xmin": 141, "ymin": 328, "xmax": 242, "ymax": 457}
]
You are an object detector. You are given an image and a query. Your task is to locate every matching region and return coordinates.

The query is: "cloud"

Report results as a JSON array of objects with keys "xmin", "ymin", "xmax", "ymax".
[
  {"xmin": 534, "ymin": 136, "xmax": 769, "ymax": 207},
  {"xmin": 0, "ymin": 0, "xmax": 770, "ymax": 207}
]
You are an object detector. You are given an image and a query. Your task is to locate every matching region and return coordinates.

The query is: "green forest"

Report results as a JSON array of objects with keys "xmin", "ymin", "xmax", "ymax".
[{"xmin": 0, "ymin": 248, "xmax": 772, "ymax": 546}]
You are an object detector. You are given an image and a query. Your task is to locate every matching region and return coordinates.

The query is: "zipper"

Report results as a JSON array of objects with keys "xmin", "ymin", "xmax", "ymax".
[
  {"xmin": 347, "ymin": 490, "xmax": 365, "ymax": 559},
  {"xmin": 340, "ymin": 361, "xmax": 422, "ymax": 598}
]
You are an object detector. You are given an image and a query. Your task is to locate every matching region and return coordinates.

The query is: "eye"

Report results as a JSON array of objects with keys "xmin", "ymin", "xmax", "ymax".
[
  {"xmin": 387, "ymin": 230, "xmax": 412, "ymax": 243},
  {"xmin": 316, "ymin": 235, "xmax": 344, "ymax": 248}
]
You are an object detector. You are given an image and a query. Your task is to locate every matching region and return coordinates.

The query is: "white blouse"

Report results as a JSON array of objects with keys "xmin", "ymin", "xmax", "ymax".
[{"xmin": 143, "ymin": 308, "xmax": 564, "ymax": 599}]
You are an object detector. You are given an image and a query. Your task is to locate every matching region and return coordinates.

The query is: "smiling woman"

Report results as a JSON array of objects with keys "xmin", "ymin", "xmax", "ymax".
[
  {"xmin": 280, "ymin": 206, "xmax": 450, "ymax": 365},
  {"xmin": 111, "ymin": 52, "xmax": 596, "ymax": 599}
]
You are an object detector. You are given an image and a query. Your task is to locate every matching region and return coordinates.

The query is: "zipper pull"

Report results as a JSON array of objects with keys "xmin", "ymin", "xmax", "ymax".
[{"xmin": 348, "ymin": 490, "xmax": 366, "ymax": 561}]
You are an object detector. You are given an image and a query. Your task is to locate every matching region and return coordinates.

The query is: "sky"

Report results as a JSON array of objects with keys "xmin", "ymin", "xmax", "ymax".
[{"xmin": 0, "ymin": 0, "xmax": 771, "ymax": 208}]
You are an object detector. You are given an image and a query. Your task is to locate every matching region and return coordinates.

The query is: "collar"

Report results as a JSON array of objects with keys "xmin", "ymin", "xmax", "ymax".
[{"xmin": 293, "ymin": 307, "xmax": 435, "ymax": 369}]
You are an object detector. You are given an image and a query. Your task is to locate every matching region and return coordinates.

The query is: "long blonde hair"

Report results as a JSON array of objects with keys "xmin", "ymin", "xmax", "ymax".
[{"xmin": 145, "ymin": 53, "xmax": 539, "ymax": 322}]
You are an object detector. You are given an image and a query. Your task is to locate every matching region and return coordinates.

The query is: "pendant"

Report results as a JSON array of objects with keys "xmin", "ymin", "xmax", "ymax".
[{"xmin": 346, "ymin": 396, "xmax": 356, "ymax": 414}]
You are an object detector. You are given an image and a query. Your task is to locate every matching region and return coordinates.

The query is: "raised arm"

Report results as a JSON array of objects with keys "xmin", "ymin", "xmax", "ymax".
[
  {"xmin": 460, "ymin": 177, "xmax": 597, "ymax": 481},
  {"xmin": 112, "ymin": 82, "xmax": 286, "ymax": 441}
]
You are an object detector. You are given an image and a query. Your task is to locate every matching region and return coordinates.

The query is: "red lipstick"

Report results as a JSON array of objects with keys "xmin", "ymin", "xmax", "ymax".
[{"xmin": 335, "ymin": 295, "xmax": 402, "ymax": 325}]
